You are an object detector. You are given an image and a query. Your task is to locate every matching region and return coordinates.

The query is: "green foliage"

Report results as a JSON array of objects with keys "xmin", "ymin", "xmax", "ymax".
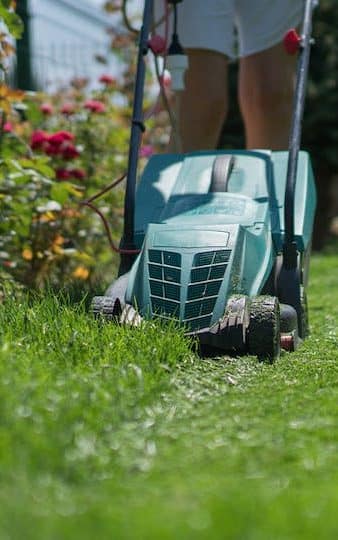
[
  {"xmin": 0, "ymin": 5, "xmax": 23, "ymax": 38},
  {"xmin": 0, "ymin": 1, "xmax": 23, "ymax": 72},
  {"xmin": 303, "ymin": 0, "xmax": 338, "ymax": 169},
  {"xmin": 0, "ymin": 12, "xmax": 167, "ymax": 289}
]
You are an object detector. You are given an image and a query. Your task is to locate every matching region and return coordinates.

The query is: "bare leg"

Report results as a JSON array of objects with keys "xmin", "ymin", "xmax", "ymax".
[
  {"xmin": 239, "ymin": 42, "xmax": 297, "ymax": 150},
  {"xmin": 172, "ymin": 49, "xmax": 229, "ymax": 152}
]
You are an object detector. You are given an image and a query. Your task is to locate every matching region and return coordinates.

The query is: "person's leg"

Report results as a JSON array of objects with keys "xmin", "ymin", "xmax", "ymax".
[
  {"xmin": 173, "ymin": 49, "xmax": 229, "ymax": 152},
  {"xmin": 153, "ymin": 0, "xmax": 235, "ymax": 152},
  {"xmin": 238, "ymin": 42, "xmax": 298, "ymax": 150},
  {"xmin": 235, "ymin": 0, "xmax": 303, "ymax": 150}
]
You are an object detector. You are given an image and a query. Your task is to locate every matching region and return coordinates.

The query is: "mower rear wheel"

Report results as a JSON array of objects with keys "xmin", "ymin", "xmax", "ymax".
[
  {"xmin": 300, "ymin": 286, "xmax": 309, "ymax": 339},
  {"xmin": 247, "ymin": 296, "xmax": 281, "ymax": 362},
  {"xmin": 91, "ymin": 273, "xmax": 129, "ymax": 322}
]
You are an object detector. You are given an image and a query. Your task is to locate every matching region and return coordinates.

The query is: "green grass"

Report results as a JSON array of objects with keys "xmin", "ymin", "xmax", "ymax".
[{"xmin": 0, "ymin": 251, "xmax": 337, "ymax": 539}]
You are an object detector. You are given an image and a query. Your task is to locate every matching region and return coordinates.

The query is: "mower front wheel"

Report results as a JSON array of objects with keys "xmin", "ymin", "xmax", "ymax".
[
  {"xmin": 91, "ymin": 295, "xmax": 122, "ymax": 321},
  {"xmin": 91, "ymin": 273, "xmax": 129, "ymax": 321},
  {"xmin": 247, "ymin": 296, "xmax": 281, "ymax": 362}
]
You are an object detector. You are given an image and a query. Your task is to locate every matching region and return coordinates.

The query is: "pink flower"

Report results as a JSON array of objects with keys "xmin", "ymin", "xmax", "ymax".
[
  {"xmin": 99, "ymin": 74, "xmax": 116, "ymax": 85},
  {"xmin": 69, "ymin": 168, "xmax": 86, "ymax": 180},
  {"xmin": 84, "ymin": 99, "xmax": 106, "ymax": 114},
  {"xmin": 61, "ymin": 102, "xmax": 76, "ymax": 115},
  {"xmin": 56, "ymin": 168, "xmax": 71, "ymax": 180},
  {"xmin": 3, "ymin": 121, "xmax": 13, "ymax": 133},
  {"xmin": 62, "ymin": 143, "xmax": 80, "ymax": 160},
  {"xmin": 40, "ymin": 103, "xmax": 53, "ymax": 115},
  {"xmin": 139, "ymin": 145, "xmax": 154, "ymax": 158},
  {"xmin": 31, "ymin": 130, "xmax": 49, "ymax": 150}
]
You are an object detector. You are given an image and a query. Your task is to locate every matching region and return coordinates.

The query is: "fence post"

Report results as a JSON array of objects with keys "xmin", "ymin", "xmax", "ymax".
[{"xmin": 16, "ymin": 0, "xmax": 34, "ymax": 89}]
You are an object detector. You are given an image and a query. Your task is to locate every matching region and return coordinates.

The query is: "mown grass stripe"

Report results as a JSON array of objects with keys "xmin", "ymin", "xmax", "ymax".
[{"xmin": 0, "ymin": 250, "xmax": 337, "ymax": 539}]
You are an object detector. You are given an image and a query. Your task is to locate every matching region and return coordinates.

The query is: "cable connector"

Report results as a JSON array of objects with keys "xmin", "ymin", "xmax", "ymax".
[{"xmin": 165, "ymin": 0, "xmax": 188, "ymax": 91}]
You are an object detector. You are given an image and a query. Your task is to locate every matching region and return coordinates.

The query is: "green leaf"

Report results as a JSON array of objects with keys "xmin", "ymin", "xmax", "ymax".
[
  {"xmin": 20, "ymin": 158, "xmax": 55, "ymax": 179},
  {"xmin": 50, "ymin": 182, "xmax": 72, "ymax": 205},
  {"xmin": 0, "ymin": 8, "xmax": 23, "ymax": 38}
]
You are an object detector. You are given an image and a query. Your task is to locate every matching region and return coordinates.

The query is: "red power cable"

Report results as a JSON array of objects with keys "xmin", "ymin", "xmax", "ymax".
[{"xmin": 79, "ymin": 173, "xmax": 141, "ymax": 255}]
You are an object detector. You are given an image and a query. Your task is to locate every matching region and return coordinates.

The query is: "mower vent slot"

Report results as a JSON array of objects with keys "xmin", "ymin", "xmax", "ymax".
[
  {"xmin": 149, "ymin": 265, "xmax": 162, "ymax": 280},
  {"xmin": 184, "ymin": 297, "xmax": 217, "ymax": 320},
  {"xmin": 148, "ymin": 249, "xmax": 181, "ymax": 267},
  {"xmin": 152, "ymin": 297, "xmax": 180, "ymax": 317},
  {"xmin": 183, "ymin": 249, "xmax": 231, "ymax": 331},
  {"xmin": 186, "ymin": 316, "xmax": 212, "ymax": 332},
  {"xmin": 194, "ymin": 250, "xmax": 231, "ymax": 267},
  {"xmin": 187, "ymin": 280, "xmax": 222, "ymax": 300},
  {"xmin": 148, "ymin": 250, "xmax": 182, "ymax": 317}
]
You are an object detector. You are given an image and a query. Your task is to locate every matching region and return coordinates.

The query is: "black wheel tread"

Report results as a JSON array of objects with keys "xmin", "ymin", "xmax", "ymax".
[
  {"xmin": 91, "ymin": 296, "xmax": 121, "ymax": 320},
  {"xmin": 247, "ymin": 296, "xmax": 281, "ymax": 362}
]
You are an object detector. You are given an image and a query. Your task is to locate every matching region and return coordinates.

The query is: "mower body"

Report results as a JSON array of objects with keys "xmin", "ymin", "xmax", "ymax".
[
  {"xmin": 91, "ymin": 0, "xmax": 318, "ymax": 359},
  {"xmin": 130, "ymin": 150, "xmax": 314, "ymax": 314},
  {"xmin": 94, "ymin": 150, "xmax": 316, "ymax": 357}
]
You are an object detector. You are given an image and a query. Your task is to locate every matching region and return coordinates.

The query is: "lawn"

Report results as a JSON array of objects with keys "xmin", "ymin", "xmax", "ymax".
[{"xmin": 0, "ymin": 247, "xmax": 337, "ymax": 540}]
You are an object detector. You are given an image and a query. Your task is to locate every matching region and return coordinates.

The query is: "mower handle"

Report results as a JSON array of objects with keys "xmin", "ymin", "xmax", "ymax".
[{"xmin": 283, "ymin": 0, "xmax": 318, "ymax": 267}]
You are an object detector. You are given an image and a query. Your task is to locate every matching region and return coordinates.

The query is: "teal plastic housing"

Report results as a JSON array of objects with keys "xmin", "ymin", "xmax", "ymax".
[{"xmin": 126, "ymin": 150, "xmax": 316, "ymax": 331}]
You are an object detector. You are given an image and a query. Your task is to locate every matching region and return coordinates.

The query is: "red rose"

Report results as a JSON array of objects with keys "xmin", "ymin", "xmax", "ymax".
[
  {"xmin": 69, "ymin": 168, "xmax": 86, "ymax": 179},
  {"xmin": 48, "ymin": 131, "xmax": 75, "ymax": 146},
  {"xmin": 84, "ymin": 99, "xmax": 106, "ymax": 113},
  {"xmin": 62, "ymin": 143, "xmax": 80, "ymax": 160},
  {"xmin": 45, "ymin": 143, "xmax": 62, "ymax": 156},
  {"xmin": 99, "ymin": 74, "xmax": 116, "ymax": 85},
  {"xmin": 56, "ymin": 168, "xmax": 71, "ymax": 180},
  {"xmin": 31, "ymin": 130, "xmax": 49, "ymax": 150},
  {"xmin": 40, "ymin": 103, "xmax": 53, "ymax": 115}
]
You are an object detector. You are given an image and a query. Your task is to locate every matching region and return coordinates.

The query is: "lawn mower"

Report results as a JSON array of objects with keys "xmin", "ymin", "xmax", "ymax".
[{"xmin": 92, "ymin": 0, "xmax": 317, "ymax": 361}]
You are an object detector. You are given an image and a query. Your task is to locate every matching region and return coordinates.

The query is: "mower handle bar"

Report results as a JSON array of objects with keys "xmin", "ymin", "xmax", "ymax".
[{"xmin": 283, "ymin": 0, "xmax": 318, "ymax": 266}]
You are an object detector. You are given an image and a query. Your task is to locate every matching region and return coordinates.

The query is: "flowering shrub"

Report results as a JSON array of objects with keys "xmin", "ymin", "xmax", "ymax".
[
  {"xmin": 0, "ymin": 78, "xmax": 133, "ymax": 288},
  {"xmin": 0, "ymin": 65, "xmax": 171, "ymax": 289},
  {"xmin": 0, "ymin": 2, "xmax": 173, "ymax": 290}
]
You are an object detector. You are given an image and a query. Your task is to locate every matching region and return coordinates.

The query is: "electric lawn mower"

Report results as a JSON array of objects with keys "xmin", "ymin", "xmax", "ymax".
[{"xmin": 91, "ymin": 0, "xmax": 317, "ymax": 361}]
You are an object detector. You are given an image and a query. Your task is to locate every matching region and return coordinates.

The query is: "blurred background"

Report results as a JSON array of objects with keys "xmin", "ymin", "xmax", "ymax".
[
  {"xmin": 12, "ymin": 0, "xmax": 121, "ymax": 90},
  {"xmin": 10, "ymin": 1, "xmax": 338, "ymax": 250},
  {"xmin": 0, "ymin": 0, "xmax": 336, "ymax": 292}
]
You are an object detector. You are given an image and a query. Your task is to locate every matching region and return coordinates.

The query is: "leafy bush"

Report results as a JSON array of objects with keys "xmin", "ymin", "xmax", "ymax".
[{"xmin": 0, "ymin": 78, "xmax": 133, "ymax": 288}]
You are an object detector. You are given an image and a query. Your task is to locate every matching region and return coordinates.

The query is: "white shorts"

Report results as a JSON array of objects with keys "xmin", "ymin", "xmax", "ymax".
[{"xmin": 154, "ymin": 0, "xmax": 304, "ymax": 59}]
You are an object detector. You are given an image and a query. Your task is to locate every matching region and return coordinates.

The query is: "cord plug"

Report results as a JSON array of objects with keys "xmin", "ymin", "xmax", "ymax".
[
  {"xmin": 166, "ymin": 53, "xmax": 188, "ymax": 91},
  {"xmin": 166, "ymin": 1, "xmax": 188, "ymax": 91}
]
